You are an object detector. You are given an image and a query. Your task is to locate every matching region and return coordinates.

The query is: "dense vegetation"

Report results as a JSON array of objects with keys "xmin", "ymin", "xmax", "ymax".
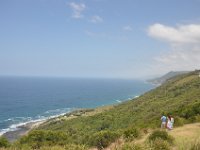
[
  {"xmin": 0, "ymin": 137, "xmax": 10, "ymax": 148},
  {"xmin": 148, "ymin": 130, "xmax": 174, "ymax": 144},
  {"xmin": 1, "ymin": 70, "xmax": 200, "ymax": 149}
]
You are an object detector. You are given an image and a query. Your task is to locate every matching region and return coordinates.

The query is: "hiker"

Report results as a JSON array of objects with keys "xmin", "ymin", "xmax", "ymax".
[
  {"xmin": 171, "ymin": 116, "xmax": 174, "ymax": 129},
  {"xmin": 161, "ymin": 115, "xmax": 167, "ymax": 129},
  {"xmin": 166, "ymin": 115, "xmax": 173, "ymax": 130}
]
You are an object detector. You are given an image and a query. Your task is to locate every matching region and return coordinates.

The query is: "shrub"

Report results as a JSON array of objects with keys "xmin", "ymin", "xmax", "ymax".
[
  {"xmin": 189, "ymin": 116, "xmax": 197, "ymax": 123},
  {"xmin": 89, "ymin": 130, "xmax": 120, "ymax": 149},
  {"xmin": 0, "ymin": 137, "xmax": 10, "ymax": 148},
  {"xmin": 123, "ymin": 127, "xmax": 140, "ymax": 141},
  {"xmin": 18, "ymin": 130, "xmax": 69, "ymax": 149},
  {"xmin": 180, "ymin": 103, "xmax": 200, "ymax": 119},
  {"xmin": 174, "ymin": 116, "xmax": 184, "ymax": 127},
  {"xmin": 150, "ymin": 138, "xmax": 170, "ymax": 150},
  {"xmin": 148, "ymin": 130, "xmax": 174, "ymax": 144},
  {"xmin": 195, "ymin": 115, "xmax": 200, "ymax": 122}
]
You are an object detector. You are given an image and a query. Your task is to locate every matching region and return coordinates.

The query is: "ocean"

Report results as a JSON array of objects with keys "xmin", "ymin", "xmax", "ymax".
[{"xmin": 0, "ymin": 76, "xmax": 154, "ymax": 135}]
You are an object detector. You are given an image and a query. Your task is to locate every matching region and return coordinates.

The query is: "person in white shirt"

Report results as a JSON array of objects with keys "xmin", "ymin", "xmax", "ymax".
[
  {"xmin": 167, "ymin": 115, "xmax": 173, "ymax": 130},
  {"xmin": 171, "ymin": 116, "xmax": 174, "ymax": 129}
]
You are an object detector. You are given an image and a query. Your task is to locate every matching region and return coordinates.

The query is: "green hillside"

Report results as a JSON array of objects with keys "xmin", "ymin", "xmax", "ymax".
[
  {"xmin": 38, "ymin": 70, "xmax": 200, "ymax": 130},
  {"xmin": 1, "ymin": 70, "xmax": 200, "ymax": 149}
]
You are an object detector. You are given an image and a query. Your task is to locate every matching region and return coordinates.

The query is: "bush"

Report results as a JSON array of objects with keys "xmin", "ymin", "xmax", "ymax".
[
  {"xmin": 189, "ymin": 116, "xmax": 197, "ymax": 123},
  {"xmin": 0, "ymin": 137, "xmax": 10, "ymax": 148},
  {"xmin": 18, "ymin": 130, "xmax": 69, "ymax": 149},
  {"xmin": 123, "ymin": 127, "xmax": 140, "ymax": 141},
  {"xmin": 89, "ymin": 130, "xmax": 120, "ymax": 149},
  {"xmin": 148, "ymin": 130, "xmax": 174, "ymax": 144},
  {"xmin": 180, "ymin": 103, "xmax": 200, "ymax": 119},
  {"xmin": 150, "ymin": 138, "xmax": 170, "ymax": 150},
  {"xmin": 174, "ymin": 116, "xmax": 184, "ymax": 127}
]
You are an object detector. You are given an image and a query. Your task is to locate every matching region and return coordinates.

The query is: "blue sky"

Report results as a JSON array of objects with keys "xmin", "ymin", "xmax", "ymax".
[{"xmin": 0, "ymin": 0, "xmax": 200, "ymax": 79}]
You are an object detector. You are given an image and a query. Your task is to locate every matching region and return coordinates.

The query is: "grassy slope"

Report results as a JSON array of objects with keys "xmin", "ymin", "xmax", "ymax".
[
  {"xmin": 36, "ymin": 70, "xmax": 200, "ymax": 144},
  {"xmin": 170, "ymin": 123, "xmax": 200, "ymax": 149},
  {"xmin": 1, "ymin": 123, "xmax": 200, "ymax": 150},
  {"xmin": 104, "ymin": 122, "xmax": 200, "ymax": 150}
]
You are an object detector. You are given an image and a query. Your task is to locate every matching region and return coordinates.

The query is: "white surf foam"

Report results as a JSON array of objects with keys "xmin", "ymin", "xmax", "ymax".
[
  {"xmin": 134, "ymin": 95, "xmax": 139, "ymax": 98},
  {"xmin": 0, "ymin": 107, "xmax": 76, "ymax": 136},
  {"xmin": 116, "ymin": 100, "xmax": 122, "ymax": 103}
]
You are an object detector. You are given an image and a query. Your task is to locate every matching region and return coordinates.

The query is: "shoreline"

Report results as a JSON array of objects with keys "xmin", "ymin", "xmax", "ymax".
[
  {"xmin": 2, "ymin": 120, "xmax": 45, "ymax": 142},
  {"xmin": 1, "ymin": 95, "xmax": 141, "ymax": 142},
  {"xmin": 1, "ymin": 106, "xmax": 115, "ymax": 142}
]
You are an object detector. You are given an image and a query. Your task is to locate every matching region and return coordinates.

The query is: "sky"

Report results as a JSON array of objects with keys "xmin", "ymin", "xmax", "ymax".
[{"xmin": 0, "ymin": 0, "xmax": 200, "ymax": 79}]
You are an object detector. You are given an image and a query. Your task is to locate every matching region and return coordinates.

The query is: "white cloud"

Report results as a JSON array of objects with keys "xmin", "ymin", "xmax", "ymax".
[
  {"xmin": 147, "ymin": 23, "xmax": 200, "ymax": 73},
  {"xmin": 69, "ymin": 2, "xmax": 86, "ymax": 19},
  {"xmin": 148, "ymin": 23, "xmax": 200, "ymax": 44},
  {"xmin": 90, "ymin": 15, "xmax": 103, "ymax": 23},
  {"xmin": 123, "ymin": 25, "xmax": 133, "ymax": 31}
]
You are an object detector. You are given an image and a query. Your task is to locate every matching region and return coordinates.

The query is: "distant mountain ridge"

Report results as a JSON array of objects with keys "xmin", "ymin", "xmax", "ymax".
[{"xmin": 147, "ymin": 71, "xmax": 189, "ymax": 85}]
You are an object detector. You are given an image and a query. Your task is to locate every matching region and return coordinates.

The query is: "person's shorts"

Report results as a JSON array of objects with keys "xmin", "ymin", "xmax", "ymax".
[{"xmin": 161, "ymin": 122, "xmax": 166, "ymax": 127}]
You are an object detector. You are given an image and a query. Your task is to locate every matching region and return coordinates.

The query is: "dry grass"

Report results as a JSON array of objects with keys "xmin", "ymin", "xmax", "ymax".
[
  {"xmin": 169, "ymin": 123, "xmax": 200, "ymax": 150},
  {"xmin": 89, "ymin": 123, "xmax": 200, "ymax": 150}
]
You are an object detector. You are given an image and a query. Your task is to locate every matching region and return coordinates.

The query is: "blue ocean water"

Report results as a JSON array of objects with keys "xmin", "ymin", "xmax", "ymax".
[{"xmin": 0, "ymin": 76, "xmax": 154, "ymax": 135}]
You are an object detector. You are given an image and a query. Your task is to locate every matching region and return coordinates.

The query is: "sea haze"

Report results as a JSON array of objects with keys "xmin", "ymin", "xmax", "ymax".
[{"xmin": 0, "ymin": 76, "xmax": 154, "ymax": 135}]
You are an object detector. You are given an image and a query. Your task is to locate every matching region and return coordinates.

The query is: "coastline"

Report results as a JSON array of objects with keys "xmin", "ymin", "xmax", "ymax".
[
  {"xmin": 2, "ymin": 120, "xmax": 45, "ymax": 142},
  {"xmin": 0, "ymin": 78, "xmax": 153, "ymax": 143},
  {"xmin": 1, "ymin": 105, "xmax": 117, "ymax": 142},
  {"xmin": 1, "ymin": 95, "xmax": 141, "ymax": 142}
]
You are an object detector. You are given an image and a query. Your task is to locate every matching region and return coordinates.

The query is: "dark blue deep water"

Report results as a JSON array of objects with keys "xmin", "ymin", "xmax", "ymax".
[{"xmin": 0, "ymin": 77, "xmax": 154, "ymax": 135}]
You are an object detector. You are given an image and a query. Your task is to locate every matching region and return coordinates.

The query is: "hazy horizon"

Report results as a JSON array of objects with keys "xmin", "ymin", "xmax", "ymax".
[{"xmin": 0, "ymin": 0, "xmax": 200, "ymax": 79}]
